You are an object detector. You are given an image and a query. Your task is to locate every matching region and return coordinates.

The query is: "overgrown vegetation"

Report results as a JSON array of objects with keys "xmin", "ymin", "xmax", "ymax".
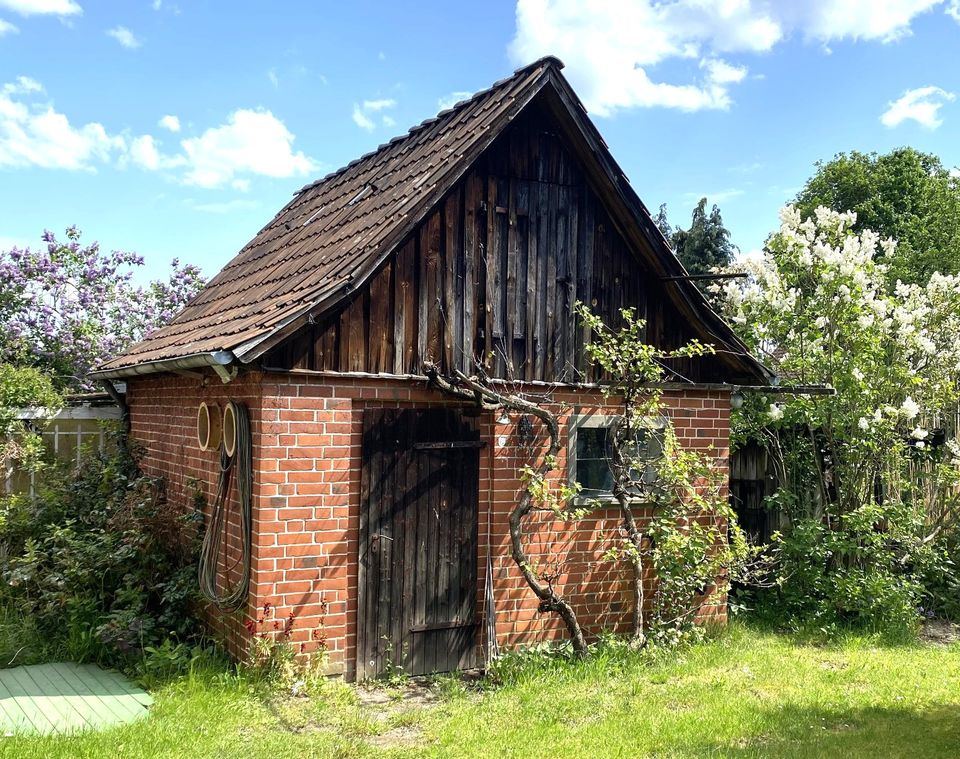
[
  {"xmin": 579, "ymin": 304, "xmax": 754, "ymax": 645},
  {"xmin": 718, "ymin": 206, "xmax": 960, "ymax": 634},
  {"xmin": 0, "ymin": 363, "xmax": 62, "ymax": 478},
  {"xmin": 0, "ymin": 433, "xmax": 207, "ymax": 676},
  {"xmin": 794, "ymin": 148, "xmax": 960, "ymax": 287}
]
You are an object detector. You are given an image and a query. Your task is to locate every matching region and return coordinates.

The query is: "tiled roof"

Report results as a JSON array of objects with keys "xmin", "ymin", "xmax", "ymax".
[
  {"xmin": 100, "ymin": 58, "xmax": 559, "ymax": 370},
  {"xmin": 98, "ymin": 56, "xmax": 771, "ymax": 384}
]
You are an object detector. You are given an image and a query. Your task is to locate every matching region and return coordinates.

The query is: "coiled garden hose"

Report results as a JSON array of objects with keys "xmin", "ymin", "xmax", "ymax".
[{"xmin": 198, "ymin": 400, "xmax": 253, "ymax": 610}]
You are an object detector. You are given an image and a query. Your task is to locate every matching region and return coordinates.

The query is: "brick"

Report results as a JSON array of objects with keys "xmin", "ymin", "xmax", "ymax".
[{"xmin": 127, "ymin": 372, "xmax": 731, "ymax": 669}]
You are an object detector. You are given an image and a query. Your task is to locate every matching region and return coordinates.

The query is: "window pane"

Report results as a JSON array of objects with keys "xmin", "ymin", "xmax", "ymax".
[{"xmin": 576, "ymin": 426, "xmax": 613, "ymax": 494}]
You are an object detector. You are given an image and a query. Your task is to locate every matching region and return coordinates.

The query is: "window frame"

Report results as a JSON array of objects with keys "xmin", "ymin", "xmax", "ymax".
[{"xmin": 567, "ymin": 410, "xmax": 667, "ymax": 506}]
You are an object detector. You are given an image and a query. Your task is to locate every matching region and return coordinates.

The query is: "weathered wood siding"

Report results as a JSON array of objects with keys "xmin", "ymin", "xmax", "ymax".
[{"xmin": 264, "ymin": 104, "xmax": 733, "ymax": 383}]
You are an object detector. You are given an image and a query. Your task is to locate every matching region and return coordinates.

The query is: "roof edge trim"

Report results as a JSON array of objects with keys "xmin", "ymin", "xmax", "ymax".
[{"xmin": 90, "ymin": 351, "xmax": 235, "ymax": 381}]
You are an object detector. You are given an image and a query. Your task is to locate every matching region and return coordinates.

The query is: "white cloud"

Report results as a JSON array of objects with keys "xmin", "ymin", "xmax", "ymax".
[
  {"xmin": 438, "ymin": 91, "xmax": 472, "ymax": 110},
  {"xmin": 128, "ymin": 134, "xmax": 165, "ymax": 170},
  {"xmin": 0, "ymin": 77, "xmax": 316, "ymax": 188},
  {"xmin": 0, "ymin": 0, "xmax": 81, "ymax": 16},
  {"xmin": 510, "ymin": 0, "xmax": 948, "ymax": 115},
  {"xmin": 106, "ymin": 25, "xmax": 140, "ymax": 49},
  {"xmin": 881, "ymin": 86, "xmax": 955, "ymax": 128},
  {"xmin": 949, "ymin": 0, "xmax": 960, "ymax": 20},
  {"xmin": 0, "ymin": 18, "xmax": 17, "ymax": 34},
  {"xmin": 158, "ymin": 114, "xmax": 180, "ymax": 132},
  {"xmin": 351, "ymin": 104, "xmax": 375, "ymax": 131},
  {"xmin": 0, "ymin": 76, "xmax": 125, "ymax": 169},
  {"xmin": 701, "ymin": 58, "xmax": 746, "ymax": 85},
  {"xmin": 3, "ymin": 75, "xmax": 41, "ymax": 95},
  {"xmin": 352, "ymin": 98, "xmax": 397, "ymax": 131},
  {"xmin": 683, "ymin": 188, "xmax": 744, "ymax": 205},
  {"xmin": 267, "ymin": 68, "xmax": 279, "ymax": 89},
  {"xmin": 187, "ymin": 198, "xmax": 259, "ymax": 214},
  {"xmin": 150, "ymin": 0, "xmax": 180, "ymax": 13},
  {"xmin": 729, "ymin": 161, "xmax": 763, "ymax": 174},
  {"xmin": 362, "ymin": 98, "xmax": 396, "ymax": 112},
  {"xmin": 790, "ymin": 0, "xmax": 942, "ymax": 42},
  {"xmin": 177, "ymin": 108, "xmax": 315, "ymax": 188}
]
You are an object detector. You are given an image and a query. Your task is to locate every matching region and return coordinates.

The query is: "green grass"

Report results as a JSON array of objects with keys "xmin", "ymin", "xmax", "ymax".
[{"xmin": 3, "ymin": 622, "xmax": 958, "ymax": 758}]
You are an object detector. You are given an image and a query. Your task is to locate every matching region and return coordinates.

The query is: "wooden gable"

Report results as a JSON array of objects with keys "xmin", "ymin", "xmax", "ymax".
[{"xmin": 263, "ymin": 97, "xmax": 754, "ymax": 385}]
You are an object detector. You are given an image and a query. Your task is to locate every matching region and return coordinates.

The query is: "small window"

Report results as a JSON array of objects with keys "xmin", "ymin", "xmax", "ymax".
[{"xmin": 569, "ymin": 414, "xmax": 665, "ymax": 502}]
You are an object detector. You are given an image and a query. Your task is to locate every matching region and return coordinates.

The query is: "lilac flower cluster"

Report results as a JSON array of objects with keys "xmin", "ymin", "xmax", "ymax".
[{"xmin": 0, "ymin": 227, "xmax": 205, "ymax": 391}]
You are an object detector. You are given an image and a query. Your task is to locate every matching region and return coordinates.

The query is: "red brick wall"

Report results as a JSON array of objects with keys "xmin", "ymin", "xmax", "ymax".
[
  {"xmin": 126, "ymin": 369, "xmax": 730, "ymax": 677},
  {"xmin": 126, "ymin": 373, "xmax": 266, "ymax": 656}
]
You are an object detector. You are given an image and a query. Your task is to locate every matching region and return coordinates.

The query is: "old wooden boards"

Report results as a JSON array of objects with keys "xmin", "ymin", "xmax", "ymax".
[
  {"xmin": 357, "ymin": 408, "xmax": 481, "ymax": 679},
  {"xmin": 264, "ymin": 112, "xmax": 695, "ymax": 383}
]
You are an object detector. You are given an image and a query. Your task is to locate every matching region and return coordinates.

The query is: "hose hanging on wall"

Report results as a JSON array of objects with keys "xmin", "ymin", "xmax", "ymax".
[{"xmin": 198, "ymin": 401, "xmax": 253, "ymax": 610}]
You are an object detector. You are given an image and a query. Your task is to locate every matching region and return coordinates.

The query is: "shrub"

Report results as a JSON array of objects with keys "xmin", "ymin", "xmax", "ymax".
[
  {"xmin": 0, "ymin": 429, "xmax": 205, "ymax": 672},
  {"xmin": 766, "ymin": 501, "xmax": 945, "ymax": 636}
]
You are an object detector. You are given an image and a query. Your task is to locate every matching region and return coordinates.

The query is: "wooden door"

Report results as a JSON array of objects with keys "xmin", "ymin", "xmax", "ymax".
[{"xmin": 357, "ymin": 408, "xmax": 481, "ymax": 679}]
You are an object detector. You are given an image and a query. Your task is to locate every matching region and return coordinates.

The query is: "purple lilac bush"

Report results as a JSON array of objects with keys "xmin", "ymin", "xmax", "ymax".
[{"xmin": 0, "ymin": 227, "xmax": 204, "ymax": 391}]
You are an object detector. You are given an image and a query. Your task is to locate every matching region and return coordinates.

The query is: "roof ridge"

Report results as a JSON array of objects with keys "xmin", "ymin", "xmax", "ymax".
[{"xmin": 291, "ymin": 57, "xmax": 561, "ymax": 198}]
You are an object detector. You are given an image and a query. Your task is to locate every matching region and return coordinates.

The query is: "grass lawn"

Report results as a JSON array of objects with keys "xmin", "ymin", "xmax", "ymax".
[{"xmin": 2, "ymin": 622, "xmax": 958, "ymax": 758}]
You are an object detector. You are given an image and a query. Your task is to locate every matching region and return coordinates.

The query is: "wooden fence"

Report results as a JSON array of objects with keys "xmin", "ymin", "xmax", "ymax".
[
  {"xmin": 4, "ymin": 397, "xmax": 122, "ymax": 496},
  {"xmin": 730, "ymin": 442, "xmax": 780, "ymax": 544}
]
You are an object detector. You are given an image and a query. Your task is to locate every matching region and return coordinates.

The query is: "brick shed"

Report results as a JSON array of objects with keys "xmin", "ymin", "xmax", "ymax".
[{"xmin": 93, "ymin": 57, "xmax": 771, "ymax": 680}]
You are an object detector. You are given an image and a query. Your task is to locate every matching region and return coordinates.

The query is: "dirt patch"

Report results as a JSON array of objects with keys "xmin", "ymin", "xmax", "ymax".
[
  {"xmin": 355, "ymin": 679, "xmax": 440, "ymax": 712},
  {"xmin": 351, "ymin": 679, "xmax": 444, "ymax": 748},
  {"xmin": 921, "ymin": 619, "xmax": 960, "ymax": 646},
  {"xmin": 367, "ymin": 725, "xmax": 424, "ymax": 748}
]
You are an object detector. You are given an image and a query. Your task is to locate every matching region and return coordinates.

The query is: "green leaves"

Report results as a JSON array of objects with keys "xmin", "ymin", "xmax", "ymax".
[
  {"xmin": 0, "ymin": 437, "xmax": 205, "ymax": 670},
  {"xmin": 578, "ymin": 303, "xmax": 746, "ymax": 640},
  {"xmin": 796, "ymin": 148, "xmax": 960, "ymax": 287}
]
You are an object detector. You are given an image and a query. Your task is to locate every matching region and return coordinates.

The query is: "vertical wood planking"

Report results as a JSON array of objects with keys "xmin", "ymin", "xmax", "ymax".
[
  {"xmin": 339, "ymin": 292, "xmax": 366, "ymax": 373},
  {"xmin": 535, "ymin": 181, "xmax": 549, "ymax": 377},
  {"xmin": 401, "ymin": 428, "xmax": 419, "ymax": 669},
  {"xmin": 545, "ymin": 183, "xmax": 558, "ymax": 378},
  {"xmin": 505, "ymin": 180, "xmax": 518, "ymax": 378},
  {"xmin": 367, "ymin": 262, "xmax": 392, "ymax": 373},
  {"xmin": 567, "ymin": 186, "xmax": 580, "ymax": 377},
  {"xmin": 375, "ymin": 410, "xmax": 394, "ymax": 674},
  {"xmin": 387, "ymin": 412, "xmax": 406, "ymax": 672},
  {"xmin": 273, "ymin": 115, "xmax": 710, "ymax": 385},
  {"xmin": 483, "ymin": 176, "xmax": 496, "ymax": 371},
  {"xmin": 576, "ymin": 191, "xmax": 595, "ymax": 377},
  {"xmin": 357, "ymin": 412, "xmax": 372, "ymax": 680},
  {"xmin": 425, "ymin": 211, "xmax": 443, "ymax": 366},
  {"xmin": 394, "ymin": 239, "xmax": 416, "ymax": 374},
  {"xmin": 359, "ymin": 409, "xmax": 480, "ymax": 678},
  {"xmin": 515, "ymin": 181, "xmax": 530, "ymax": 377},
  {"xmin": 462, "ymin": 174, "xmax": 481, "ymax": 372},
  {"xmin": 444, "ymin": 191, "xmax": 461, "ymax": 374},
  {"xmin": 525, "ymin": 182, "xmax": 538, "ymax": 381}
]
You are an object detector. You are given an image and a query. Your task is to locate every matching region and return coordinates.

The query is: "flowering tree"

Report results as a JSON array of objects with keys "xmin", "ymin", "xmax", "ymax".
[
  {"xmin": 0, "ymin": 227, "xmax": 204, "ymax": 391},
  {"xmin": 716, "ymin": 206, "xmax": 960, "ymax": 629}
]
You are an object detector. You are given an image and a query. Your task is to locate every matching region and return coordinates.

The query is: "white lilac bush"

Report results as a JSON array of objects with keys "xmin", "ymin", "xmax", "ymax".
[{"xmin": 715, "ymin": 206, "xmax": 960, "ymax": 630}]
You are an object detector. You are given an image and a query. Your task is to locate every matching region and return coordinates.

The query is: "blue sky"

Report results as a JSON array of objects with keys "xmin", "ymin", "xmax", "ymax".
[{"xmin": 1, "ymin": 0, "xmax": 958, "ymax": 282}]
